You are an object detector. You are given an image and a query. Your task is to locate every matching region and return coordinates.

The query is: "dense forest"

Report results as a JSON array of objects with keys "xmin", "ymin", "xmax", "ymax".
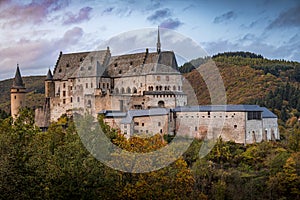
[
  {"xmin": 1, "ymin": 52, "xmax": 300, "ymax": 199},
  {"xmin": 0, "ymin": 109, "xmax": 299, "ymax": 199}
]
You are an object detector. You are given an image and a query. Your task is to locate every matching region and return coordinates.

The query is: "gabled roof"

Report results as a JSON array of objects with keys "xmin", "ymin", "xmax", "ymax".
[
  {"xmin": 53, "ymin": 51, "xmax": 90, "ymax": 80},
  {"xmin": 12, "ymin": 65, "xmax": 25, "ymax": 89}
]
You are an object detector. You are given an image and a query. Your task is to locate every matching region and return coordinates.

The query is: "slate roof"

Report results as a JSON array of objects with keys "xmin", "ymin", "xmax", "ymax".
[
  {"xmin": 172, "ymin": 105, "xmax": 263, "ymax": 112},
  {"xmin": 52, "ymin": 49, "xmax": 180, "ymax": 80},
  {"xmin": 12, "ymin": 66, "xmax": 25, "ymax": 89},
  {"xmin": 98, "ymin": 110, "xmax": 127, "ymax": 118},
  {"xmin": 53, "ymin": 51, "xmax": 90, "ymax": 80},
  {"xmin": 46, "ymin": 69, "xmax": 53, "ymax": 80},
  {"xmin": 107, "ymin": 51, "xmax": 179, "ymax": 77},
  {"xmin": 261, "ymin": 107, "xmax": 277, "ymax": 118},
  {"xmin": 120, "ymin": 108, "xmax": 170, "ymax": 124}
]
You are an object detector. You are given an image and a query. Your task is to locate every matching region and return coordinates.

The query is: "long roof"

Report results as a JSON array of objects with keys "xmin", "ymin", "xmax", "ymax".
[
  {"xmin": 172, "ymin": 105, "xmax": 263, "ymax": 112},
  {"xmin": 52, "ymin": 49, "xmax": 179, "ymax": 80},
  {"xmin": 120, "ymin": 108, "xmax": 170, "ymax": 124}
]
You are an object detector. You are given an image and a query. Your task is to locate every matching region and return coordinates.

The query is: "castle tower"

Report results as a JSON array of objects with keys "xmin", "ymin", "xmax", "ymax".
[
  {"xmin": 157, "ymin": 26, "xmax": 161, "ymax": 53},
  {"xmin": 45, "ymin": 69, "xmax": 55, "ymax": 98},
  {"xmin": 11, "ymin": 65, "xmax": 26, "ymax": 119}
]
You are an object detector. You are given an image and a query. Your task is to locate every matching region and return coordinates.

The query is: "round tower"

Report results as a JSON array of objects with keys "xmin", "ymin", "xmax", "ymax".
[
  {"xmin": 45, "ymin": 69, "xmax": 55, "ymax": 98},
  {"xmin": 11, "ymin": 65, "xmax": 26, "ymax": 119}
]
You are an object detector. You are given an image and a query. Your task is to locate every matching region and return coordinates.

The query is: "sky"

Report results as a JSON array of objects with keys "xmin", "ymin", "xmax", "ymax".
[{"xmin": 0, "ymin": 0, "xmax": 300, "ymax": 80}]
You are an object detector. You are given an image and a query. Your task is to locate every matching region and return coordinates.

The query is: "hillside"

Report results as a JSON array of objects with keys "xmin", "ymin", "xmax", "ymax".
[
  {"xmin": 0, "ymin": 76, "xmax": 46, "ymax": 113},
  {"xmin": 183, "ymin": 52, "xmax": 300, "ymax": 122},
  {"xmin": 184, "ymin": 61, "xmax": 282, "ymax": 105}
]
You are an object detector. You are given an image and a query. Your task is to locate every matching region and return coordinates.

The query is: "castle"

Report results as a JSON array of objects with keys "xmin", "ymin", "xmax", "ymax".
[{"xmin": 11, "ymin": 29, "xmax": 279, "ymax": 144}]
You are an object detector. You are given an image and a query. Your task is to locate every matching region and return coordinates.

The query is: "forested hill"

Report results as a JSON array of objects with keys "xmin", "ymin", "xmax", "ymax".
[
  {"xmin": 0, "ymin": 76, "xmax": 45, "ymax": 113},
  {"xmin": 183, "ymin": 51, "xmax": 300, "ymax": 122}
]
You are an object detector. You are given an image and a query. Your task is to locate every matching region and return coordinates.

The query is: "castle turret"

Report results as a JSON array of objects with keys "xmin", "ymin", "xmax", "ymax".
[
  {"xmin": 45, "ymin": 69, "xmax": 55, "ymax": 98},
  {"xmin": 11, "ymin": 65, "xmax": 26, "ymax": 119}
]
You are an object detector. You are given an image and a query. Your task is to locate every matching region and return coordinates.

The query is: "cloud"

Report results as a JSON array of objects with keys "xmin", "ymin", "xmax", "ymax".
[
  {"xmin": 160, "ymin": 18, "xmax": 183, "ymax": 29},
  {"xmin": 0, "ymin": 0, "xmax": 69, "ymax": 28},
  {"xmin": 102, "ymin": 7, "xmax": 114, "ymax": 15},
  {"xmin": 213, "ymin": 11, "xmax": 236, "ymax": 24},
  {"xmin": 147, "ymin": 8, "xmax": 171, "ymax": 22},
  {"xmin": 267, "ymin": 5, "xmax": 300, "ymax": 29},
  {"xmin": 63, "ymin": 7, "xmax": 93, "ymax": 25},
  {"xmin": 145, "ymin": 0, "xmax": 161, "ymax": 11},
  {"xmin": 0, "ymin": 27, "xmax": 84, "ymax": 80},
  {"xmin": 203, "ymin": 34, "xmax": 300, "ymax": 62}
]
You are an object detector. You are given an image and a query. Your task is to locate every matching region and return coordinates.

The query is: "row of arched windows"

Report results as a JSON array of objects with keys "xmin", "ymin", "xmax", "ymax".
[
  {"xmin": 148, "ymin": 85, "xmax": 181, "ymax": 91},
  {"xmin": 115, "ymin": 87, "xmax": 137, "ymax": 94}
]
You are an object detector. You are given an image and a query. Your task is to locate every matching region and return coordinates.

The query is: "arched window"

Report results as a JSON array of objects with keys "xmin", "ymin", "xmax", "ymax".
[
  {"xmin": 87, "ymin": 100, "xmax": 91, "ymax": 107},
  {"xmin": 121, "ymin": 87, "xmax": 125, "ymax": 94},
  {"xmin": 115, "ymin": 88, "xmax": 119, "ymax": 94},
  {"xmin": 133, "ymin": 87, "xmax": 137, "ymax": 94},
  {"xmin": 159, "ymin": 86, "xmax": 162, "ymax": 91},
  {"xmin": 158, "ymin": 100, "xmax": 165, "ymax": 108},
  {"xmin": 156, "ymin": 86, "xmax": 159, "ymax": 91},
  {"xmin": 164, "ymin": 86, "xmax": 168, "ymax": 90},
  {"xmin": 178, "ymin": 86, "xmax": 181, "ymax": 91},
  {"xmin": 173, "ymin": 85, "xmax": 176, "ymax": 91},
  {"xmin": 126, "ymin": 87, "xmax": 131, "ymax": 93}
]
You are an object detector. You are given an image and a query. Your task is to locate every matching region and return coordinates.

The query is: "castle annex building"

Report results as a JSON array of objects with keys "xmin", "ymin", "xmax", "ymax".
[{"xmin": 11, "ymin": 30, "xmax": 279, "ymax": 144}]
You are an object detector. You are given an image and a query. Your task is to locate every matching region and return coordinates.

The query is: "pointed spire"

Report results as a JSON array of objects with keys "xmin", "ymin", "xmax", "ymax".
[
  {"xmin": 157, "ymin": 26, "xmax": 161, "ymax": 53},
  {"xmin": 12, "ymin": 64, "xmax": 25, "ymax": 89},
  {"xmin": 46, "ymin": 69, "xmax": 53, "ymax": 80}
]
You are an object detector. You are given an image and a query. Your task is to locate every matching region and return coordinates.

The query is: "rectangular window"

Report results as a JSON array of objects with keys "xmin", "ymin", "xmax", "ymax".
[
  {"xmin": 124, "ymin": 125, "xmax": 127, "ymax": 129},
  {"xmin": 158, "ymin": 122, "xmax": 161, "ymax": 126},
  {"xmin": 166, "ymin": 76, "xmax": 169, "ymax": 81},
  {"xmin": 70, "ymin": 97, "xmax": 73, "ymax": 103},
  {"xmin": 134, "ymin": 122, "xmax": 139, "ymax": 126},
  {"xmin": 247, "ymin": 111, "xmax": 262, "ymax": 120},
  {"xmin": 86, "ymin": 83, "xmax": 88, "ymax": 88},
  {"xmin": 63, "ymin": 99, "xmax": 66, "ymax": 104},
  {"xmin": 157, "ymin": 76, "xmax": 161, "ymax": 81},
  {"xmin": 142, "ymin": 123, "xmax": 144, "ymax": 126},
  {"xmin": 63, "ymin": 91, "xmax": 66, "ymax": 97},
  {"xmin": 195, "ymin": 126, "xmax": 198, "ymax": 131},
  {"xmin": 91, "ymin": 83, "xmax": 93, "ymax": 88}
]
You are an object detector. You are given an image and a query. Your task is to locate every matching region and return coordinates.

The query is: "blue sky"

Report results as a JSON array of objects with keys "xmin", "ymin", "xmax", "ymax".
[{"xmin": 0, "ymin": 0, "xmax": 300, "ymax": 80}]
